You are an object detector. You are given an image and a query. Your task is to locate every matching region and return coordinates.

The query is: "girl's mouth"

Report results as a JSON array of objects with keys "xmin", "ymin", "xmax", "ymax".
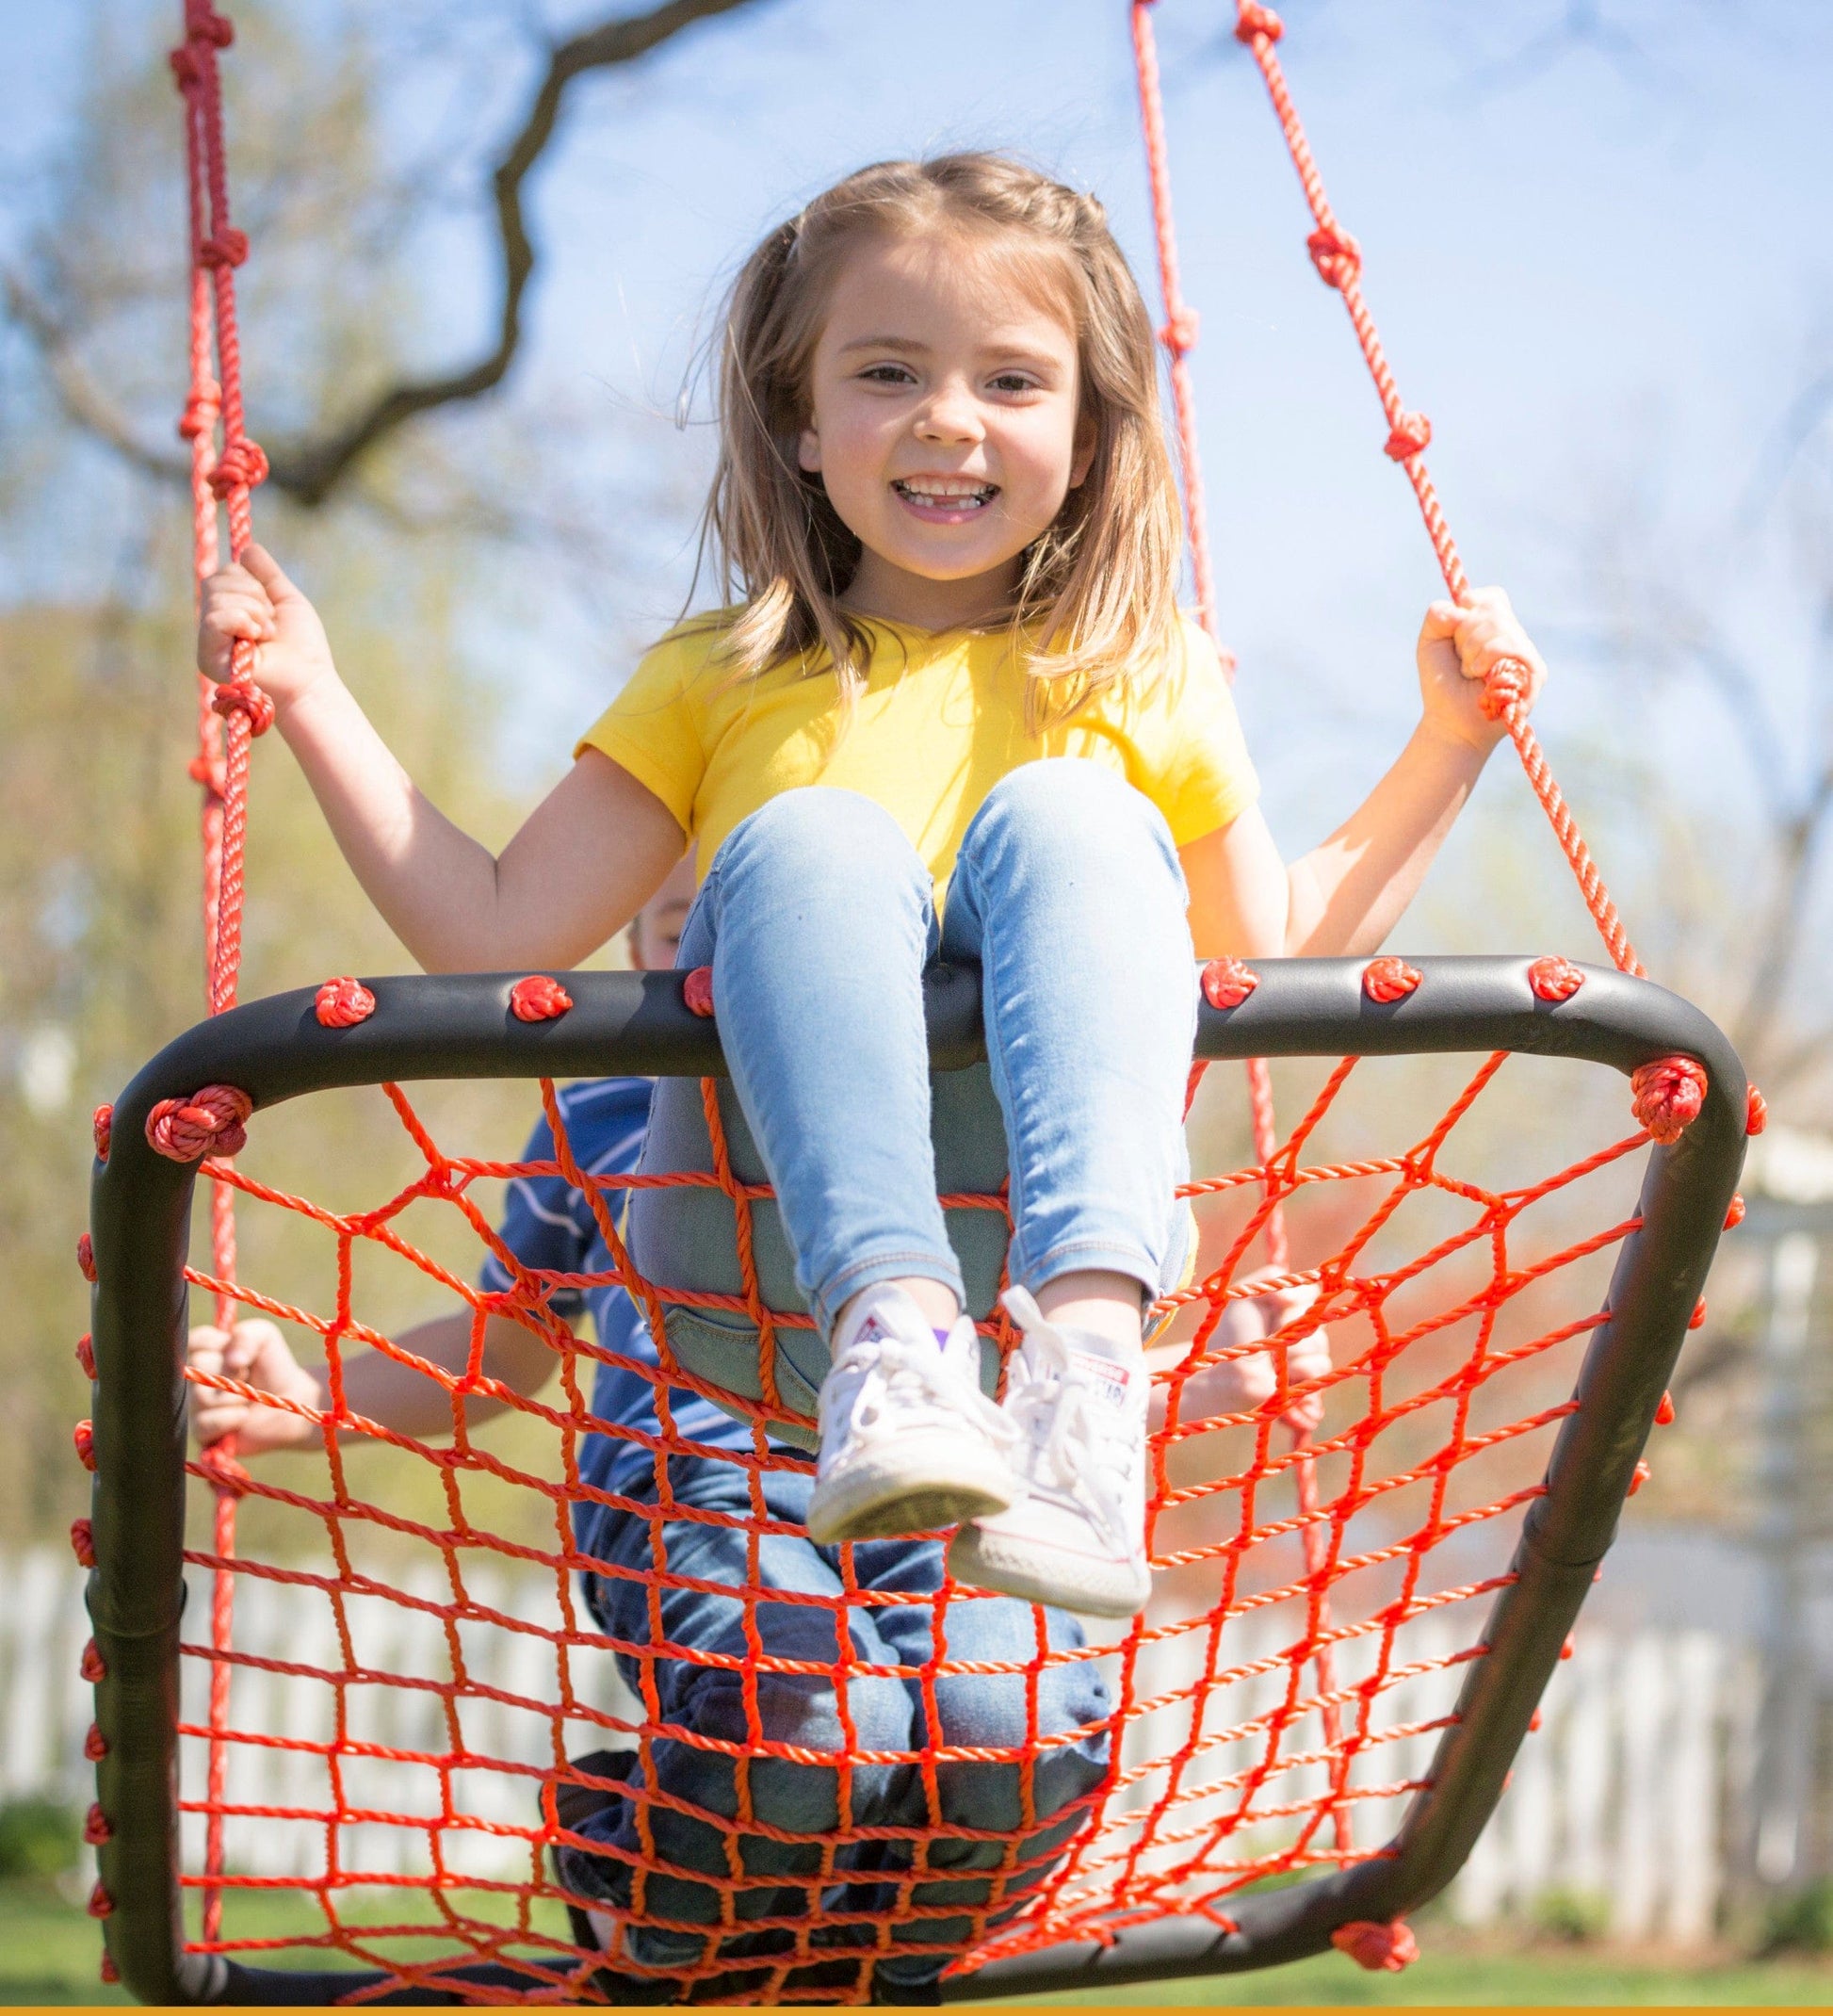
[{"xmin": 891, "ymin": 478, "xmax": 999, "ymax": 521}]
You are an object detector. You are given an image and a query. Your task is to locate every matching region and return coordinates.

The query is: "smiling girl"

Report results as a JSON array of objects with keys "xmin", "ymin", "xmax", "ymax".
[{"xmin": 198, "ymin": 154, "xmax": 1545, "ymax": 1620}]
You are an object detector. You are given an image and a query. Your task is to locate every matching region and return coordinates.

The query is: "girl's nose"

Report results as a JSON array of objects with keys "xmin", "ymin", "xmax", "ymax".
[{"xmin": 915, "ymin": 382, "xmax": 985, "ymax": 445}]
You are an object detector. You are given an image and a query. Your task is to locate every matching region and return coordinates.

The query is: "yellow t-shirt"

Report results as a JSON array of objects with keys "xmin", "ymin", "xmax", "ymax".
[{"xmin": 577, "ymin": 610, "xmax": 1258, "ymax": 892}]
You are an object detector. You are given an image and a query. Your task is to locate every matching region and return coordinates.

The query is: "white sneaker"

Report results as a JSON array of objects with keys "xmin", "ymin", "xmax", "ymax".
[
  {"xmin": 948, "ymin": 1287, "xmax": 1152, "ymax": 1618},
  {"xmin": 804, "ymin": 1286, "xmax": 1018, "ymax": 1544}
]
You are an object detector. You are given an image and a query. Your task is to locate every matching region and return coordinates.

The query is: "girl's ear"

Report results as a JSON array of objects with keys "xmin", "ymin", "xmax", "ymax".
[
  {"xmin": 1068, "ymin": 406, "xmax": 1098, "ymax": 490},
  {"xmin": 798, "ymin": 422, "xmax": 822, "ymax": 473}
]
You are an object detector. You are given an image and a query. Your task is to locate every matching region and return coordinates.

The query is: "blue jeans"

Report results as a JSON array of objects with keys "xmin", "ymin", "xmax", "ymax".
[
  {"xmin": 566, "ymin": 1466, "xmax": 1111, "ymax": 1984},
  {"xmin": 660, "ymin": 762, "xmax": 1198, "ymax": 1340}
]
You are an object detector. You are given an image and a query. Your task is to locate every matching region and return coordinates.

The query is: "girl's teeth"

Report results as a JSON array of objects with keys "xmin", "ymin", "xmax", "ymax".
[{"xmin": 899, "ymin": 482, "xmax": 992, "ymax": 507}]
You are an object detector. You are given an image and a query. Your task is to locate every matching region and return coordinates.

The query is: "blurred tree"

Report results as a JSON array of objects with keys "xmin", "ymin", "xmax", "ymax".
[{"xmin": 0, "ymin": 0, "xmax": 761, "ymax": 1543}]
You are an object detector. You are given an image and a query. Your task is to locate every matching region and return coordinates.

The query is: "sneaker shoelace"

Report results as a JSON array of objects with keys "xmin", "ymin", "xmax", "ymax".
[
  {"xmin": 1003, "ymin": 1332, "xmax": 1141, "ymax": 1552},
  {"xmin": 825, "ymin": 1331, "xmax": 1014, "ymax": 1451}
]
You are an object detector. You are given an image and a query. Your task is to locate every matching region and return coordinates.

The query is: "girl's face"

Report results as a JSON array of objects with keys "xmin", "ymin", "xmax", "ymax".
[{"xmin": 798, "ymin": 231, "xmax": 1094, "ymax": 626}]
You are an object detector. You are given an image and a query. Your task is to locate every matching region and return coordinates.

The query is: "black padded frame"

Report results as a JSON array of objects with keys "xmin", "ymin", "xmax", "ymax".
[{"xmin": 82, "ymin": 956, "xmax": 1745, "ymax": 2004}]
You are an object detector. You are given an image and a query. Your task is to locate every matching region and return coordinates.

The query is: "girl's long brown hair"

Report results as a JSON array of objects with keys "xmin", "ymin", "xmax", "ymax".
[{"xmin": 699, "ymin": 154, "xmax": 1186, "ymax": 726}]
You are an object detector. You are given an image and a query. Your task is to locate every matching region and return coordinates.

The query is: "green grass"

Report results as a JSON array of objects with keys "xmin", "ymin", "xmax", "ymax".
[
  {"xmin": 989, "ymin": 1941, "xmax": 1833, "ymax": 2005},
  {"xmin": 8, "ymin": 1881, "xmax": 1833, "ymax": 2007}
]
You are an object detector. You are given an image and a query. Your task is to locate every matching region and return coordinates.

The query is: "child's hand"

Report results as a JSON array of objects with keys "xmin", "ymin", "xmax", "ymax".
[
  {"xmin": 197, "ymin": 544, "xmax": 336, "ymax": 716},
  {"xmin": 1153, "ymin": 1270, "xmax": 1332, "ymax": 1432},
  {"xmin": 1417, "ymin": 586, "xmax": 1547, "ymax": 755},
  {"xmin": 187, "ymin": 1319, "xmax": 324, "ymax": 1455}
]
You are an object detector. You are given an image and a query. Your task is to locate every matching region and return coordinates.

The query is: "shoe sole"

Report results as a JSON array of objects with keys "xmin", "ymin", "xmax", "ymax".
[
  {"xmin": 948, "ymin": 1520, "xmax": 1150, "ymax": 1619},
  {"xmin": 805, "ymin": 1434, "xmax": 1014, "ymax": 1544}
]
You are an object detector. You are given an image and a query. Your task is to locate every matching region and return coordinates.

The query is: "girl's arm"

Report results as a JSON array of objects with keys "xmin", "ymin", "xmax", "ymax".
[
  {"xmin": 1181, "ymin": 589, "xmax": 1547, "ymax": 960},
  {"xmin": 200, "ymin": 546, "xmax": 685, "ymax": 971},
  {"xmin": 187, "ymin": 1312, "xmax": 559, "ymax": 1455}
]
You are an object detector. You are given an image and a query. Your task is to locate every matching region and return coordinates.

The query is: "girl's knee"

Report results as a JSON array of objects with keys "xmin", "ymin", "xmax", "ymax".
[
  {"xmin": 721, "ymin": 787, "xmax": 919, "ymax": 884},
  {"xmin": 987, "ymin": 757, "xmax": 1152, "ymax": 821},
  {"xmin": 965, "ymin": 760, "xmax": 1178, "ymax": 876}
]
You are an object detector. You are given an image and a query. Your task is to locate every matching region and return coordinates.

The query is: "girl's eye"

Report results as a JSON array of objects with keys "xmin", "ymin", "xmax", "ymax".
[
  {"xmin": 858, "ymin": 364, "xmax": 917, "ymax": 385},
  {"xmin": 989, "ymin": 372, "xmax": 1040, "ymax": 395}
]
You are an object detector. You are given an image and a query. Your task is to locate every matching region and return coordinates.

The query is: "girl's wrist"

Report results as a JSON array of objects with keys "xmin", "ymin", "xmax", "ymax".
[
  {"xmin": 1412, "ymin": 711, "xmax": 1496, "ymax": 770},
  {"xmin": 272, "ymin": 662, "xmax": 347, "ymax": 740}
]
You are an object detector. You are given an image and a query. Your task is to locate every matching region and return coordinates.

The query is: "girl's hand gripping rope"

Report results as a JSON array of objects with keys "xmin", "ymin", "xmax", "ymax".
[
  {"xmin": 197, "ymin": 544, "xmax": 336, "ymax": 720},
  {"xmin": 1416, "ymin": 585, "xmax": 1547, "ymax": 756}
]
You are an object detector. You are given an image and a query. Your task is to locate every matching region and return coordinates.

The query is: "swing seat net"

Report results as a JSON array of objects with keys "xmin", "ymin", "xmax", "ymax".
[
  {"xmin": 74, "ymin": 1, "xmax": 1751, "ymax": 2004},
  {"xmin": 85, "ymin": 959, "xmax": 1748, "ymax": 2004}
]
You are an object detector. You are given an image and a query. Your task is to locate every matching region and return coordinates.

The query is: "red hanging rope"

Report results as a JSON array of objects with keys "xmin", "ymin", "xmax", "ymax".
[
  {"xmin": 1225, "ymin": 0, "xmax": 1643, "ymax": 980},
  {"xmin": 1130, "ymin": 0, "xmax": 1355, "ymax": 1876},
  {"xmin": 170, "ymin": 0, "xmax": 270, "ymax": 1947}
]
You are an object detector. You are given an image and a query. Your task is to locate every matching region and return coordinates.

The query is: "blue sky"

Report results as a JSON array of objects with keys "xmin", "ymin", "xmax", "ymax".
[{"xmin": 10, "ymin": 1, "xmax": 1833, "ymax": 930}]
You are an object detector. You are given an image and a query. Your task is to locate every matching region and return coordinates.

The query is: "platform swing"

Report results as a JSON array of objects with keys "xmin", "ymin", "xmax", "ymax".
[{"xmin": 76, "ymin": 0, "xmax": 1757, "ymax": 2003}]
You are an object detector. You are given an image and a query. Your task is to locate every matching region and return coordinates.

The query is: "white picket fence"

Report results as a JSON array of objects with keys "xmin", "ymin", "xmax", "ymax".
[{"xmin": 0, "ymin": 1550, "xmax": 1751, "ymax": 1942}]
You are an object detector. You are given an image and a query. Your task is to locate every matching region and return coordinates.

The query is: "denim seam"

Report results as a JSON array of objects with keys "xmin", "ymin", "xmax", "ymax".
[
  {"xmin": 814, "ymin": 1246, "xmax": 965, "ymax": 1334},
  {"xmin": 967, "ymin": 860, "xmax": 1033, "ymax": 1280},
  {"xmin": 1012, "ymin": 1234, "xmax": 1161, "ymax": 1300}
]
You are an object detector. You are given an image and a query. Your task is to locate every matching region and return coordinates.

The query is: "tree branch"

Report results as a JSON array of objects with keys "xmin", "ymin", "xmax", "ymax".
[
  {"xmin": 4, "ymin": 0, "xmax": 764, "ymax": 508},
  {"xmin": 269, "ymin": 0, "xmax": 764, "ymax": 506},
  {"xmin": 2, "ymin": 266, "xmax": 189, "ymax": 485}
]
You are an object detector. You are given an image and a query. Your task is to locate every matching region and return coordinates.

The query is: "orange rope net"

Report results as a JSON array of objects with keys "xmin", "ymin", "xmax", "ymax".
[
  {"xmin": 77, "ymin": 0, "xmax": 1748, "ymax": 2001},
  {"xmin": 156, "ymin": 1029, "xmax": 1678, "ymax": 2000}
]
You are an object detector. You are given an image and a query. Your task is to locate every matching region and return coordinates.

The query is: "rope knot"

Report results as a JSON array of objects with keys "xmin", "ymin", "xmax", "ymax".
[
  {"xmin": 168, "ymin": 44, "xmax": 204, "ymax": 89},
  {"xmin": 74, "ymin": 1420, "xmax": 97, "ymax": 1473},
  {"xmin": 85, "ymin": 1724, "xmax": 108, "ymax": 1763},
  {"xmin": 76, "ymin": 1333, "xmax": 96, "ymax": 1381},
  {"xmin": 1384, "ymin": 411, "xmax": 1433, "ymax": 461},
  {"xmin": 415, "ymin": 1162, "xmax": 461, "ymax": 1201},
  {"xmin": 1234, "ymin": 2, "xmax": 1285, "ymax": 44},
  {"xmin": 1160, "ymin": 305, "xmax": 1201, "ymax": 356},
  {"xmin": 92, "ymin": 1103, "xmax": 113, "ymax": 1162},
  {"xmin": 199, "ymin": 229, "xmax": 249, "ymax": 269},
  {"xmin": 196, "ymin": 1442, "xmax": 252, "ymax": 1496},
  {"xmin": 1526, "ymin": 955, "xmax": 1584, "ymax": 1003},
  {"xmin": 1746, "ymin": 1083, "xmax": 1768, "ymax": 1136},
  {"xmin": 83, "ymin": 1802, "xmax": 112, "ymax": 1846},
  {"xmin": 208, "ymin": 436, "xmax": 268, "ymax": 497},
  {"xmin": 186, "ymin": 1, "xmax": 235, "ymax": 42},
  {"xmin": 211, "ymin": 678, "xmax": 275, "ymax": 736},
  {"xmin": 1330, "ymin": 1919, "xmax": 1418, "ymax": 1972},
  {"xmin": 87, "ymin": 1881, "xmax": 115, "ymax": 1921},
  {"xmin": 146, "ymin": 1082, "xmax": 253, "ymax": 1162},
  {"xmin": 1479, "ymin": 653, "xmax": 1532, "ymax": 722},
  {"xmin": 1630, "ymin": 1056, "xmax": 1707, "ymax": 1146},
  {"xmin": 1201, "ymin": 957, "xmax": 1259, "ymax": 1010},
  {"xmin": 1363, "ymin": 956, "xmax": 1421, "ymax": 1003},
  {"xmin": 684, "ymin": 966, "xmax": 717, "ymax": 1017},
  {"xmin": 510, "ymin": 975, "xmax": 573, "ymax": 1022},
  {"xmin": 315, "ymin": 976, "xmax": 376, "ymax": 1028},
  {"xmin": 80, "ymin": 1638, "xmax": 106, "ymax": 1684},
  {"xmin": 1306, "ymin": 223, "xmax": 1361, "ymax": 290},
  {"xmin": 77, "ymin": 1232, "xmax": 97, "ymax": 1283},
  {"xmin": 177, "ymin": 385, "xmax": 219, "ymax": 441}
]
